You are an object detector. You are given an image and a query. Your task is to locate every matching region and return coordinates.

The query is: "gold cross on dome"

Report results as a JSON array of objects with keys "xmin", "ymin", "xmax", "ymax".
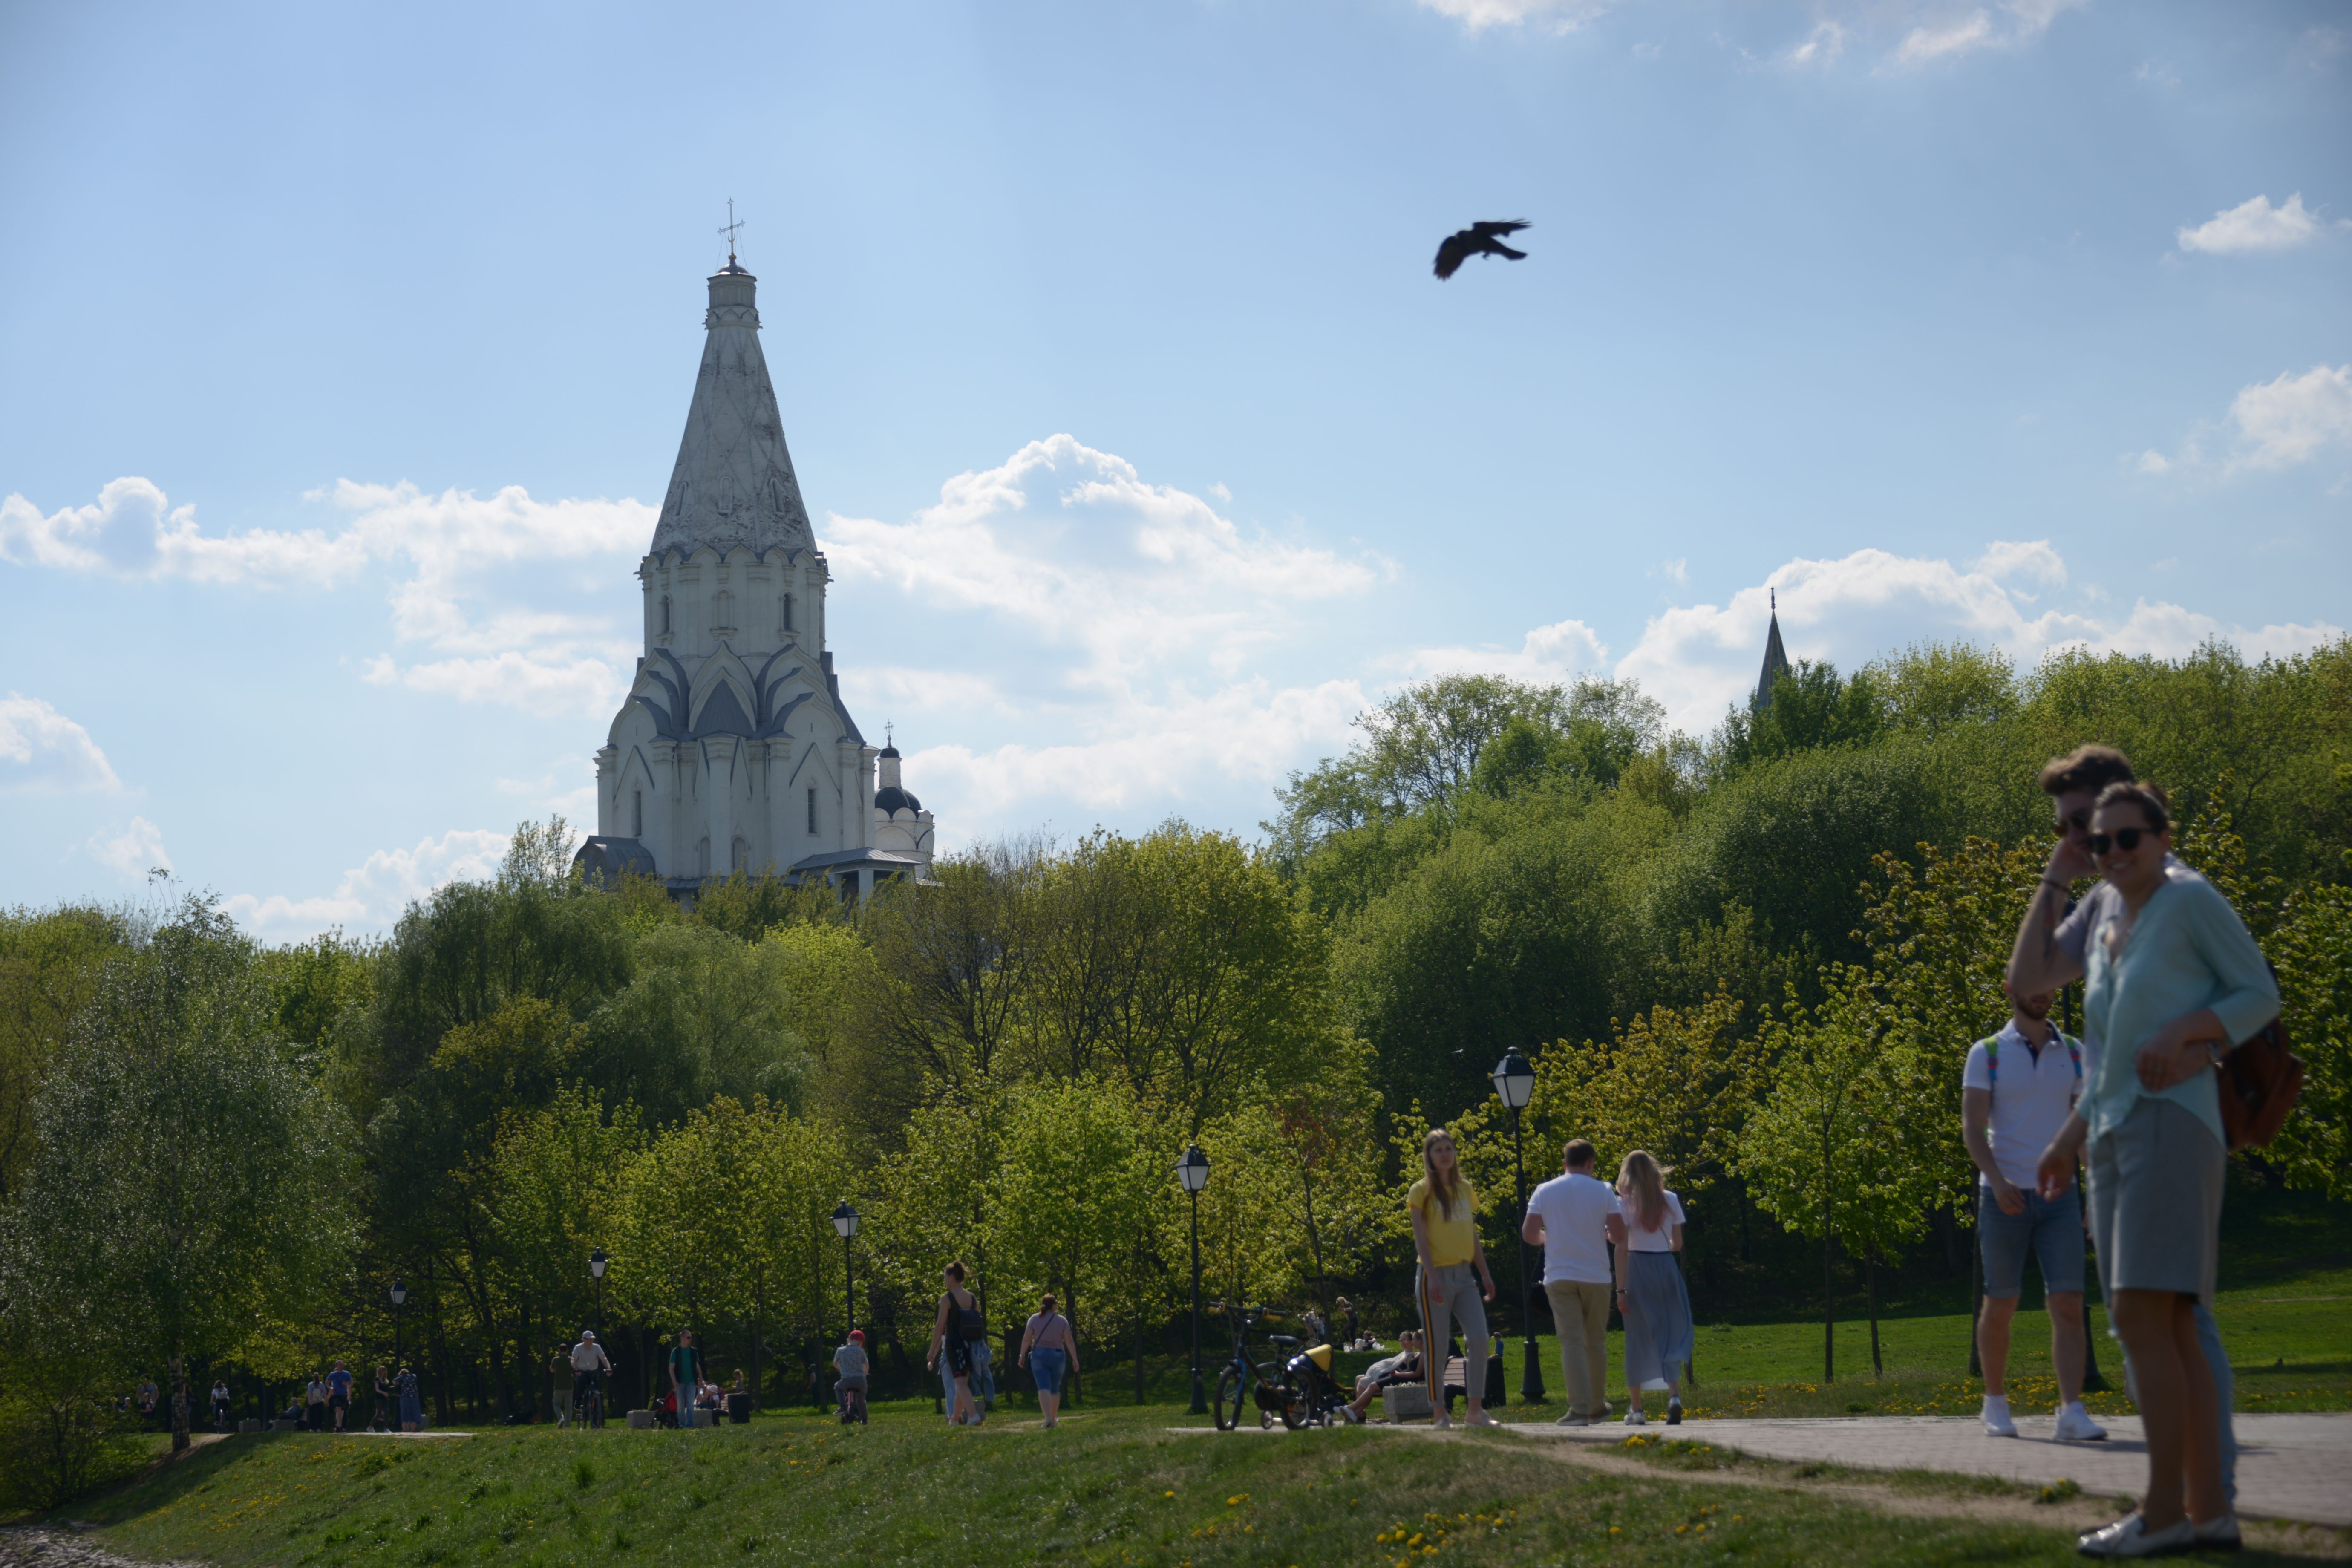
[{"xmin": 719, "ymin": 199, "xmax": 744, "ymax": 263}]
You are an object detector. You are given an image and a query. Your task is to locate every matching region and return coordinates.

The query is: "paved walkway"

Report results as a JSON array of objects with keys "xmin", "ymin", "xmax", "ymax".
[{"xmin": 1516, "ymin": 1412, "xmax": 2352, "ymax": 1528}]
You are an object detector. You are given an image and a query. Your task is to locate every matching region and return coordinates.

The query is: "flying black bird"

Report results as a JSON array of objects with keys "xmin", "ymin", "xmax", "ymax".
[{"xmin": 1433, "ymin": 219, "xmax": 1530, "ymax": 280}]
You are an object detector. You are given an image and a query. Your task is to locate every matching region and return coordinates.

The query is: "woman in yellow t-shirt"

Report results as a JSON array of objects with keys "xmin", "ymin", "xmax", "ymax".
[{"xmin": 1408, "ymin": 1128, "xmax": 1498, "ymax": 1428}]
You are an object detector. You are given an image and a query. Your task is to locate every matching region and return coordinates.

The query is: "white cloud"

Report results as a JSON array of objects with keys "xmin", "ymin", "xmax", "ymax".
[
  {"xmin": 1404, "ymin": 618, "xmax": 1610, "ymax": 686},
  {"xmin": 88, "ymin": 816, "xmax": 171, "ymax": 878},
  {"xmin": 0, "ymin": 693, "xmax": 121, "ymax": 793},
  {"xmin": 1413, "ymin": 0, "xmax": 1618, "ymax": 32},
  {"xmin": 224, "ymin": 827, "xmax": 511, "ymax": 938},
  {"xmin": 1787, "ymin": 21, "xmax": 1845, "ymax": 65},
  {"xmin": 2227, "ymin": 365, "xmax": 2352, "ymax": 472},
  {"xmin": 1891, "ymin": 0, "xmax": 2082, "ymax": 64},
  {"xmin": 2177, "ymin": 193, "xmax": 2341, "ymax": 256},
  {"xmin": 2134, "ymin": 450, "xmax": 2172, "ymax": 476},
  {"xmin": 1662, "ymin": 557, "xmax": 1689, "ymax": 585},
  {"xmin": 1972, "ymin": 539, "xmax": 2067, "ymax": 590},
  {"xmin": 821, "ymin": 435, "xmax": 1385, "ymax": 696},
  {"xmin": 1596, "ymin": 544, "xmax": 2343, "ymax": 734},
  {"xmin": 2, "ymin": 477, "xmax": 653, "ymax": 718}
]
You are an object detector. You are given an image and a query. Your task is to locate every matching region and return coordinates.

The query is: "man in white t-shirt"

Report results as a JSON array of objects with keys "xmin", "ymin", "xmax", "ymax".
[
  {"xmin": 1963, "ymin": 981, "xmax": 2105, "ymax": 1443},
  {"xmin": 1521, "ymin": 1138, "xmax": 1620, "ymax": 1426}
]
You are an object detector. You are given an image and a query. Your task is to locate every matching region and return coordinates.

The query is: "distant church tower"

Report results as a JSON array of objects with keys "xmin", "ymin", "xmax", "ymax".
[
  {"xmin": 574, "ymin": 250, "xmax": 936, "ymax": 899},
  {"xmin": 1751, "ymin": 588, "xmax": 1791, "ymax": 714}
]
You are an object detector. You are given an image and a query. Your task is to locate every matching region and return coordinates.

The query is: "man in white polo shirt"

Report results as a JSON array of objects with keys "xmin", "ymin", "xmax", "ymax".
[
  {"xmin": 1963, "ymin": 982, "xmax": 2106, "ymax": 1443},
  {"xmin": 1522, "ymin": 1138, "xmax": 1620, "ymax": 1426}
]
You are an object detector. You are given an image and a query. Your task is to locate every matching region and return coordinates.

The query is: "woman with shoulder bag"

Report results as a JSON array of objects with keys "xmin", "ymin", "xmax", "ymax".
[
  {"xmin": 2036, "ymin": 783, "xmax": 2278, "ymax": 1559},
  {"xmin": 927, "ymin": 1261, "xmax": 984, "ymax": 1426}
]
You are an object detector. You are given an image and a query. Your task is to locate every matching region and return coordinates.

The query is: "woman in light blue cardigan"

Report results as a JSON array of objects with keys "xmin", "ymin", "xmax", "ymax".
[{"xmin": 2037, "ymin": 783, "xmax": 2277, "ymax": 1559}]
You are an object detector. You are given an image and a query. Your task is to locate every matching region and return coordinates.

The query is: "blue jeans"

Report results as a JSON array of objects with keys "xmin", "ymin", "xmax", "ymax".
[
  {"xmin": 1979, "ymin": 1184, "xmax": 2085, "ymax": 1298},
  {"xmin": 2121, "ymin": 1305, "xmax": 2237, "ymax": 1507},
  {"xmin": 1029, "ymin": 1346, "xmax": 1067, "ymax": 1395},
  {"xmin": 970, "ymin": 1340, "xmax": 996, "ymax": 1402}
]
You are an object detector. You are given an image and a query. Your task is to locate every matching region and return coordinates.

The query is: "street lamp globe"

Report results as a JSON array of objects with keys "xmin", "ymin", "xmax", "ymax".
[
  {"xmin": 1176, "ymin": 1144, "xmax": 1210, "ymax": 1193},
  {"xmin": 389, "ymin": 1279, "xmax": 407, "ymax": 1308},
  {"xmin": 832, "ymin": 1202, "xmax": 860, "ymax": 1239},
  {"xmin": 1491, "ymin": 1048, "xmax": 1536, "ymax": 1110},
  {"xmin": 588, "ymin": 1247, "xmax": 607, "ymax": 1280}
]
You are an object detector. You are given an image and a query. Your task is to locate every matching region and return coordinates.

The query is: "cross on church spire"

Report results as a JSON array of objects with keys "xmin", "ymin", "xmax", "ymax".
[{"xmin": 719, "ymin": 199, "xmax": 744, "ymax": 265}]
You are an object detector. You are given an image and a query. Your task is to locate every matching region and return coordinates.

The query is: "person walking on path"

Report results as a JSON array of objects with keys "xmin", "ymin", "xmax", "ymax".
[
  {"xmin": 2027, "ymin": 780, "xmax": 2277, "ymax": 1559},
  {"xmin": 328, "ymin": 1360, "xmax": 353, "ymax": 1433},
  {"xmin": 1963, "ymin": 980, "xmax": 2107, "ymax": 1442},
  {"xmin": 1407, "ymin": 1128, "xmax": 1497, "ymax": 1430},
  {"xmin": 305, "ymin": 1373, "xmax": 329, "ymax": 1432},
  {"xmin": 2008, "ymin": 746, "xmax": 2245, "ymax": 1510},
  {"xmin": 210, "ymin": 1379, "xmax": 232, "ymax": 1434},
  {"xmin": 1523, "ymin": 1137, "xmax": 1620, "ymax": 1426},
  {"xmin": 395, "ymin": 1365, "xmax": 421, "ymax": 1432},
  {"xmin": 669, "ymin": 1329, "xmax": 705, "ymax": 1429},
  {"xmin": 927, "ymin": 1262, "xmax": 985, "ymax": 1427},
  {"xmin": 372, "ymin": 1366, "xmax": 392, "ymax": 1432},
  {"xmin": 1018, "ymin": 1293, "xmax": 1078, "ymax": 1428},
  {"xmin": 1614, "ymin": 1149, "xmax": 1694, "ymax": 1427}
]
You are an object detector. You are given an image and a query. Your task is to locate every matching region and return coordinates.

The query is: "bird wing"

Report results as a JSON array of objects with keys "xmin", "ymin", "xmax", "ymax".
[
  {"xmin": 1471, "ymin": 220, "xmax": 1530, "ymax": 239},
  {"xmin": 1434, "ymin": 232, "xmax": 1472, "ymax": 279}
]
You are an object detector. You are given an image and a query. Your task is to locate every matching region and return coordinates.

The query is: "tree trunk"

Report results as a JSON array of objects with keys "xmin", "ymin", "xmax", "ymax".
[
  {"xmin": 168, "ymin": 1350, "xmax": 190, "ymax": 1453},
  {"xmin": 1866, "ymin": 1248, "xmax": 1882, "ymax": 1377},
  {"xmin": 1299, "ymin": 1164, "xmax": 1329, "ymax": 1311},
  {"xmin": 1821, "ymin": 1127, "xmax": 1835, "ymax": 1385}
]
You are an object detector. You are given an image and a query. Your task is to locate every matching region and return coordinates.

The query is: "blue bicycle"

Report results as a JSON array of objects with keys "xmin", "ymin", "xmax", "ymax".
[{"xmin": 1210, "ymin": 1303, "xmax": 1313, "ymax": 1431}]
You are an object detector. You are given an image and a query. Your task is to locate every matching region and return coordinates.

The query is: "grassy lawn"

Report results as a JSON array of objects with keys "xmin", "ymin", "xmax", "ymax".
[
  {"xmin": 72, "ymin": 1405, "xmax": 2189, "ymax": 1568},
  {"xmin": 1131, "ymin": 1266, "xmax": 2349, "ymax": 1423}
]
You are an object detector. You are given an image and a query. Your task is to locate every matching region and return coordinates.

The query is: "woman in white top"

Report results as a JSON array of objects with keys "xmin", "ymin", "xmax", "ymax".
[
  {"xmin": 1017, "ymin": 1292, "xmax": 1079, "ymax": 1428},
  {"xmin": 1613, "ymin": 1150, "xmax": 1695, "ymax": 1425}
]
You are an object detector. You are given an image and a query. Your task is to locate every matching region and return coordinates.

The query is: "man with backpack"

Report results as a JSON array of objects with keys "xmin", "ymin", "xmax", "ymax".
[
  {"xmin": 1963, "ymin": 981, "xmax": 2107, "ymax": 1442},
  {"xmin": 669, "ymin": 1329, "xmax": 704, "ymax": 1429}
]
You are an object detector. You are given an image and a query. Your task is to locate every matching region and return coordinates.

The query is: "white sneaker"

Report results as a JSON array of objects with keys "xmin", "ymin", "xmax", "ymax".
[
  {"xmin": 2191, "ymin": 1515, "xmax": 2241, "ymax": 1550},
  {"xmin": 2076, "ymin": 1514, "xmax": 2193, "ymax": 1558},
  {"xmin": 1982, "ymin": 1395, "xmax": 2017, "ymax": 1438},
  {"xmin": 2053, "ymin": 1403, "xmax": 2107, "ymax": 1442},
  {"xmin": 1623, "ymin": 1409, "xmax": 1646, "ymax": 1426}
]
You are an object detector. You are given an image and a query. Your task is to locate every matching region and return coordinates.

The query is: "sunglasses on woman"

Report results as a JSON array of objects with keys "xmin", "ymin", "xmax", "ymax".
[{"xmin": 2087, "ymin": 827, "xmax": 2160, "ymax": 856}]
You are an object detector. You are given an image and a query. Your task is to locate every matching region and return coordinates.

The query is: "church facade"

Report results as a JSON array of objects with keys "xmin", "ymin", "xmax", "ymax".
[{"xmin": 573, "ymin": 257, "xmax": 936, "ymax": 899}]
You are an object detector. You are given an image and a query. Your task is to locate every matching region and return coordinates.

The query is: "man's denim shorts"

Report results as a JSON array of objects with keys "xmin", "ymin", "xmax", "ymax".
[{"xmin": 1978, "ymin": 1183, "xmax": 2085, "ymax": 1300}]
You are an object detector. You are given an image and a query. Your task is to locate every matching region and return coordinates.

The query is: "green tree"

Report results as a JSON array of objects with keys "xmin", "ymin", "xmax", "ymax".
[
  {"xmin": 988, "ymin": 1075, "xmax": 1163, "ymax": 1399},
  {"xmin": 0, "ymin": 902, "xmax": 126, "ymax": 1205},
  {"xmin": 0, "ymin": 898, "xmax": 355, "ymax": 1450},
  {"xmin": 1739, "ymin": 970, "xmax": 1941, "ymax": 1380}
]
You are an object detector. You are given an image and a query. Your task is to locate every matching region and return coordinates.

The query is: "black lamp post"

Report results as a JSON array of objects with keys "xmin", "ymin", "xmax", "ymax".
[
  {"xmin": 1177, "ymin": 1145, "xmax": 1211, "ymax": 1415},
  {"xmin": 588, "ymin": 1246, "xmax": 608, "ymax": 1340},
  {"xmin": 1491, "ymin": 1049, "xmax": 1542, "ymax": 1402},
  {"xmin": 832, "ymin": 1203, "xmax": 859, "ymax": 1335},
  {"xmin": 389, "ymin": 1278, "xmax": 407, "ymax": 1373}
]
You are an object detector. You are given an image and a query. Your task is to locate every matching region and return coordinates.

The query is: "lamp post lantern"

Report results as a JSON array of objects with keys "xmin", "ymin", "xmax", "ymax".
[
  {"xmin": 389, "ymin": 1278, "xmax": 408, "ymax": 1375},
  {"xmin": 1177, "ymin": 1145, "xmax": 1211, "ymax": 1415},
  {"xmin": 832, "ymin": 1203, "xmax": 860, "ymax": 1336},
  {"xmin": 1490, "ymin": 1049, "xmax": 1543, "ymax": 1402}
]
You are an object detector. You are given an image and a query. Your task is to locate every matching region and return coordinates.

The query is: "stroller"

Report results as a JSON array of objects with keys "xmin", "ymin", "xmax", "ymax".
[{"xmin": 1280, "ymin": 1339, "xmax": 1360, "ymax": 1427}]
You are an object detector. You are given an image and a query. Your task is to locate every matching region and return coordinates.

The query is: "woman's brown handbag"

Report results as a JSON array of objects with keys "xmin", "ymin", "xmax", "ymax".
[{"xmin": 2217, "ymin": 1015, "xmax": 2304, "ymax": 1151}]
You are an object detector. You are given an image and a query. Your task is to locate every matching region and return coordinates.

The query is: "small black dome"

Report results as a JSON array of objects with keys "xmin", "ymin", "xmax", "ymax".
[
  {"xmin": 874, "ymin": 785, "xmax": 922, "ymax": 814},
  {"xmin": 878, "ymin": 744, "xmax": 901, "ymax": 758}
]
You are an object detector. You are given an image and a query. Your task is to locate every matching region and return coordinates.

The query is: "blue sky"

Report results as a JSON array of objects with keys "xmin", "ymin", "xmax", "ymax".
[{"xmin": 3, "ymin": 0, "xmax": 2347, "ymax": 935}]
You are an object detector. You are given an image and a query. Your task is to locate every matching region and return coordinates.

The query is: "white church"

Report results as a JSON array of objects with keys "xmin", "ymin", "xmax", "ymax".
[{"xmin": 574, "ymin": 253, "xmax": 937, "ymax": 901}]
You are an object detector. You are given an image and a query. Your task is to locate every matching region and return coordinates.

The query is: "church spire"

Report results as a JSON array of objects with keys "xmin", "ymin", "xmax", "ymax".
[
  {"xmin": 1751, "ymin": 588, "xmax": 1791, "ymax": 714},
  {"xmin": 647, "ymin": 235, "xmax": 816, "ymax": 561}
]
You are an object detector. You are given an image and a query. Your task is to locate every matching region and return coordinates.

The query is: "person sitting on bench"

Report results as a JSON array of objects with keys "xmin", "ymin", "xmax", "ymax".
[{"xmin": 1349, "ymin": 1330, "xmax": 1424, "ymax": 1420}]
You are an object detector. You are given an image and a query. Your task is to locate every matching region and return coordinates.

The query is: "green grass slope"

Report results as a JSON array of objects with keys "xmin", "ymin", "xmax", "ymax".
[{"xmin": 88, "ymin": 1409, "xmax": 2115, "ymax": 1568}]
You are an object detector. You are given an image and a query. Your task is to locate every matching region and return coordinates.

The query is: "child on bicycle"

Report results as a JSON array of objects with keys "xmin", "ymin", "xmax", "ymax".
[{"xmin": 833, "ymin": 1330, "xmax": 870, "ymax": 1425}]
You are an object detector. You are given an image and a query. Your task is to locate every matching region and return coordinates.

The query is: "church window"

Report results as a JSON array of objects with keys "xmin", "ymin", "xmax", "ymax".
[
  {"xmin": 782, "ymin": 593, "xmax": 794, "ymax": 632},
  {"xmin": 632, "ymin": 790, "xmax": 643, "ymax": 836},
  {"xmin": 714, "ymin": 589, "xmax": 734, "ymax": 632},
  {"xmin": 807, "ymin": 787, "xmax": 818, "ymax": 835},
  {"xmin": 698, "ymin": 837, "xmax": 711, "ymax": 876},
  {"xmin": 660, "ymin": 597, "xmax": 672, "ymax": 634},
  {"xmin": 733, "ymin": 836, "xmax": 749, "ymax": 872}
]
